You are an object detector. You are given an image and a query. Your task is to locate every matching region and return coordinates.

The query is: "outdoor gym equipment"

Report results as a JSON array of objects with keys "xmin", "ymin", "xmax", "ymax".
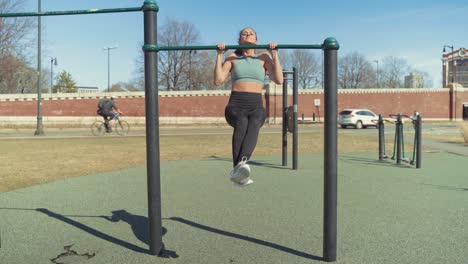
[
  {"xmin": 0, "ymin": 1, "xmax": 339, "ymax": 261},
  {"xmin": 282, "ymin": 68, "xmax": 298, "ymax": 170},
  {"xmin": 377, "ymin": 113, "xmax": 422, "ymax": 168},
  {"xmin": 376, "ymin": 114, "xmax": 395, "ymax": 160}
]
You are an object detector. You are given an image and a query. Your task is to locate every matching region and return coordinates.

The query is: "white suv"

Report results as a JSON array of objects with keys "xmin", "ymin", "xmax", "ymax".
[{"xmin": 338, "ymin": 109, "xmax": 378, "ymax": 129}]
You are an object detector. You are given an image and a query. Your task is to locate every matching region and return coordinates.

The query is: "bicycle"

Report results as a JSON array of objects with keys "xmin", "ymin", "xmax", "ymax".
[{"xmin": 91, "ymin": 113, "xmax": 130, "ymax": 136}]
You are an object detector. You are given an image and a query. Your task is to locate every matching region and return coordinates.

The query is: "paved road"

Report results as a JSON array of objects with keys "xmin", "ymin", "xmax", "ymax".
[
  {"xmin": 0, "ymin": 122, "xmax": 462, "ymax": 137},
  {"xmin": 1, "ymin": 123, "xmax": 466, "ymax": 156}
]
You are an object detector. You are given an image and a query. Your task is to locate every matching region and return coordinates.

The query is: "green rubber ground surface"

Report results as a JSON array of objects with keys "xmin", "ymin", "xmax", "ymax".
[{"xmin": 1, "ymin": 152, "xmax": 466, "ymax": 264}]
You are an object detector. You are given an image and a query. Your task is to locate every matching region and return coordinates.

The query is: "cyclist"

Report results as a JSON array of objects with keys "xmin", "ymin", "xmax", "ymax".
[{"xmin": 97, "ymin": 96, "xmax": 122, "ymax": 133}]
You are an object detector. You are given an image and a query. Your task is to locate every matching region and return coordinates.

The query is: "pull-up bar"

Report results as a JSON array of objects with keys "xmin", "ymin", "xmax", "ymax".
[
  {"xmin": 142, "ymin": 43, "xmax": 335, "ymax": 52},
  {"xmin": 147, "ymin": 32, "xmax": 339, "ymax": 264},
  {"xmin": 0, "ymin": 6, "xmax": 153, "ymax": 18},
  {"xmin": 0, "ymin": 8, "xmax": 139, "ymax": 17},
  {"xmin": 1, "ymin": 0, "xmax": 339, "ymax": 262}
]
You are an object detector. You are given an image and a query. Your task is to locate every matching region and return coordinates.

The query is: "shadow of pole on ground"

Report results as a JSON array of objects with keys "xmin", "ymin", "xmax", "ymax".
[{"xmin": 164, "ymin": 216, "xmax": 323, "ymax": 261}]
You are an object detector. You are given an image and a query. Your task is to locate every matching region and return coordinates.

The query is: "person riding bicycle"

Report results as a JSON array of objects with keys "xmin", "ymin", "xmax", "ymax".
[{"xmin": 97, "ymin": 96, "xmax": 122, "ymax": 133}]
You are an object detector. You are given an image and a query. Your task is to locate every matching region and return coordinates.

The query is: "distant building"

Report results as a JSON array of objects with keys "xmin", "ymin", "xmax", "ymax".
[
  {"xmin": 77, "ymin": 86, "xmax": 99, "ymax": 93},
  {"xmin": 404, "ymin": 72, "xmax": 424, "ymax": 88},
  {"xmin": 442, "ymin": 47, "xmax": 467, "ymax": 88},
  {"xmin": 54, "ymin": 86, "xmax": 99, "ymax": 93}
]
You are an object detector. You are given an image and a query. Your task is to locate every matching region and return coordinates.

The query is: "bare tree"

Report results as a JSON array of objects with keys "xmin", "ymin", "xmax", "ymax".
[
  {"xmin": 158, "ymin": 18, "xmax": 200, "ymax": 91},
  {"xmin": 188, "ymin": 50, "xmax": 228, "ymax": 90},
  {"xmin": 0, "ymin": 54, "xmax": 37, "ymax": 93},
  {"xmin": 110, "ymin": 82, "xmax": 140, "ymax": 92},
  {"xmin": 290, "ymin": 49, "xmax": 321, "ymax": 89},
  {"xmin": 408, "ymin": 69, "xmax": 432, "ymax": 88},
  {"xmin": 0, "ymin": 0, "xmax": 34, "ymax": 55},
  {"xmin": 134, "ymin": 18, "xmax": 222, "ymax": 91},
  {"xmin": 380, "ymin": 56, "xmax": 410, "ymax": 88},
  {"xmin": 0, "ymin": 0, "xmax": 36, "ymax": 93},
  {"xmin": 338, "ymin": 52, "xmax": 373, "ymax": 88},
  {"xmin": 132, "ymin": 46, "xmax": 145, "ymax": 90},
  {"xmin": 278, "ymin": 50, "xmax": 292, "ymax": 71}
]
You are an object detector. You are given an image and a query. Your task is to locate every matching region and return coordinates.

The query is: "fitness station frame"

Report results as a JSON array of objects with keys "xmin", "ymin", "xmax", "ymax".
[{"xmin": 1, "ymin": 1, "xmax": 340, "ymax": 261}]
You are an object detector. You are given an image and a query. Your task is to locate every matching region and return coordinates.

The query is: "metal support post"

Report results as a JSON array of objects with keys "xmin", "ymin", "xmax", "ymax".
[
  {"xmin": 322, "ymin": 38, "xmax": 339, "ymax": 262},
  {"xmin": 416, "ymin": 115, "xmax": 422, "ymax": 168},
  {"xmin": 378, "ymin": 114, "xmax": 384, "ymax": 160},
  {"xmin": 292, "ymin": 67, "xmax": 298, "ymax": 170},
  {"xmin": 396, "ymin": 114, "xmax": 402, "ymax": 164},
  {"xmin": 282, "ymin": 71, "xmax": 288, "ymax": 167},
  {"xmin": 142, "ymin": 0, "xmax": 163, "ymax": 256}
]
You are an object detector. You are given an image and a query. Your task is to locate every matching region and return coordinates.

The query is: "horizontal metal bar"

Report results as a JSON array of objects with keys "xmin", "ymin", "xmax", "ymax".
[
  {"xmin": 154, "ymin": 44, "xmax": 323, "ymax": 51},
  {"xmin": 142, "ymin": 38, "xmax": 339, "ymax": 52},
  {"xmin": 283, "ymin": 71, "xmax": 294, "ymax": 74},
  {"xmin": 0, "ymin": 7, "xmax": 142, "ymax": 17}
]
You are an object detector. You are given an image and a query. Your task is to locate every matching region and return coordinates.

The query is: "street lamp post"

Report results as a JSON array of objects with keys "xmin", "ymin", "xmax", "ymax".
[
  {"xmin": 50, "ymin": 57, "xmax": 57, "ymax": 93},
  {"xmin": 103, "ymin": 46, "xmax": 118, "ymax": 92},
  {"xmin": 443, "ymin": 45, "xmax": 454, "ymax": 85},
  {"xmin": 34, "ymin": 0, "xmax": 44, "ymax": 136},
  {"xmin": 374, "ymin": 60, "xmax": 379, "ymax": 88}
]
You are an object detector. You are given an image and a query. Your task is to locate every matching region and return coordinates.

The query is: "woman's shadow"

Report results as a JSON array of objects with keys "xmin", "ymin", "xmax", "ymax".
[
  {"xmin": 101, "ymin": 210, "xmax": 159, "ymax": 246},
  {"xmin": 36, "ymin": 208, "xmax": 178, "ymax": 258}
]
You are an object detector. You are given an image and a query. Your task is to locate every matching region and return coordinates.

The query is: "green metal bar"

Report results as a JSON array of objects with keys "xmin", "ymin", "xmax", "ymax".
[
  {"xmin": 143, "ymin": 43, "xmax": 333, "ymax": 52},
  {"xmin": 0, "ymin": 7, "xmax": 143, "ymax": 17}
]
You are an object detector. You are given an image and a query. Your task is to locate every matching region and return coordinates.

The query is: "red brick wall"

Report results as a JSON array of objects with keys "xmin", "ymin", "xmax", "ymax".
[
  {"xmin": 159, "ymin": 95, "xmax": 230, "ymax": 117},
  {"xmin": 0, "ymin": 88, "xmax": 466, "ymax": 121},
  {"xmin": 272, "ymin": 89, "xmax": 459, "ymax": 120}
]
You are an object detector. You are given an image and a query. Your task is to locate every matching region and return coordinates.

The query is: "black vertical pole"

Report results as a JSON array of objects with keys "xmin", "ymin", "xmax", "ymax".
[
  {"xmin": 378, "ymin": 114, "xmax": 383, "ymax": 160},
  {"xmin": 34, "ymin": 0, "xmax": 44, "ymax": 136},
  {"xmin": 396, "ymin": 114, "xmax": 402, "ymax": 165},
  {"xmin": 322, "ymin": 38, "xmax": 339, "ymax": 262},
  {"xmin": 292, "ymin": 67, "xmax": 298, "ymax": 170},
  {"xmin": 282, "ymin": 71, "xmax": 288, "ymax": 167},
  {"xmin": 416, "ymin": 115, "xmax": 422, "ymax": 168},
  {"xmin": 142, "ymin": 0, "xmax": 163, "ymax": 256}
]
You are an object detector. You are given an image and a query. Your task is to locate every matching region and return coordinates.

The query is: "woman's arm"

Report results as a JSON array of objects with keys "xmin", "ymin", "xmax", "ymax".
[
  {"xmin": 214, "ymin": 43, "xmax": 234, "ymax": 86},
  {"xmin": 262, "ymin": 43, "xmax": 284, "ymax": 85}
]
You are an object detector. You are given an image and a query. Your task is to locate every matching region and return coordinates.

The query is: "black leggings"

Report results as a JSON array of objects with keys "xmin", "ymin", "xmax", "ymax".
[{"xmin": 225, "ymin": 91, "xmax": 266, "ymax": 167}]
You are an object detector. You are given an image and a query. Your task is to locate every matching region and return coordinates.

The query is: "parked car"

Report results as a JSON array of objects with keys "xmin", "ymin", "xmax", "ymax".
[{"xmin": 338, "ymin": 109, "xmax": 378, "ymax": 129}]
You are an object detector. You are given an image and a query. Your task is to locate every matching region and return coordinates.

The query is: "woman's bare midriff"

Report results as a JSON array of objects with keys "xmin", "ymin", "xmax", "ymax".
[{"xmin": 231, "ymin": 82, "xmax": 263, "ymax": 93}]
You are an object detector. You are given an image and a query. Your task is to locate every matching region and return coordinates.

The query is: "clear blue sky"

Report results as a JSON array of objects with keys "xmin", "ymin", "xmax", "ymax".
[{"xmin": 20, "ymin": 0, "xmax": 467, "ymax": 89}]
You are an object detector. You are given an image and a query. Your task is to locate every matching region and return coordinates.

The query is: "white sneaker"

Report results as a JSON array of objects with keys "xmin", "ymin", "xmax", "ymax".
[
  {"xmin": 235, "ymin": 177, "xmax": 253, "ymax": 187},
  {"xmin": 230, "ymin": 156, "xmax": 251, "ymax": 185}
]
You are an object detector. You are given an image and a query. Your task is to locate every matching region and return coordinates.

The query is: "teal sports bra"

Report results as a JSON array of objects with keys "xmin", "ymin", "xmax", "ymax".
[{"xmin": 231, "ymin": 56, "xmax": 265, "ymax": 85}]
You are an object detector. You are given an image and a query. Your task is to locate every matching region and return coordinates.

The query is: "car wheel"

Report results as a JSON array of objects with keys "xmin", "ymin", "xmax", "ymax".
[
  {"xmin": 340, "ymin": 125, "xmax": 347, "ymax": 129},
  {"xmin": 355, "ymin": 121, "xmax": 363, "ymax": 129}
]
